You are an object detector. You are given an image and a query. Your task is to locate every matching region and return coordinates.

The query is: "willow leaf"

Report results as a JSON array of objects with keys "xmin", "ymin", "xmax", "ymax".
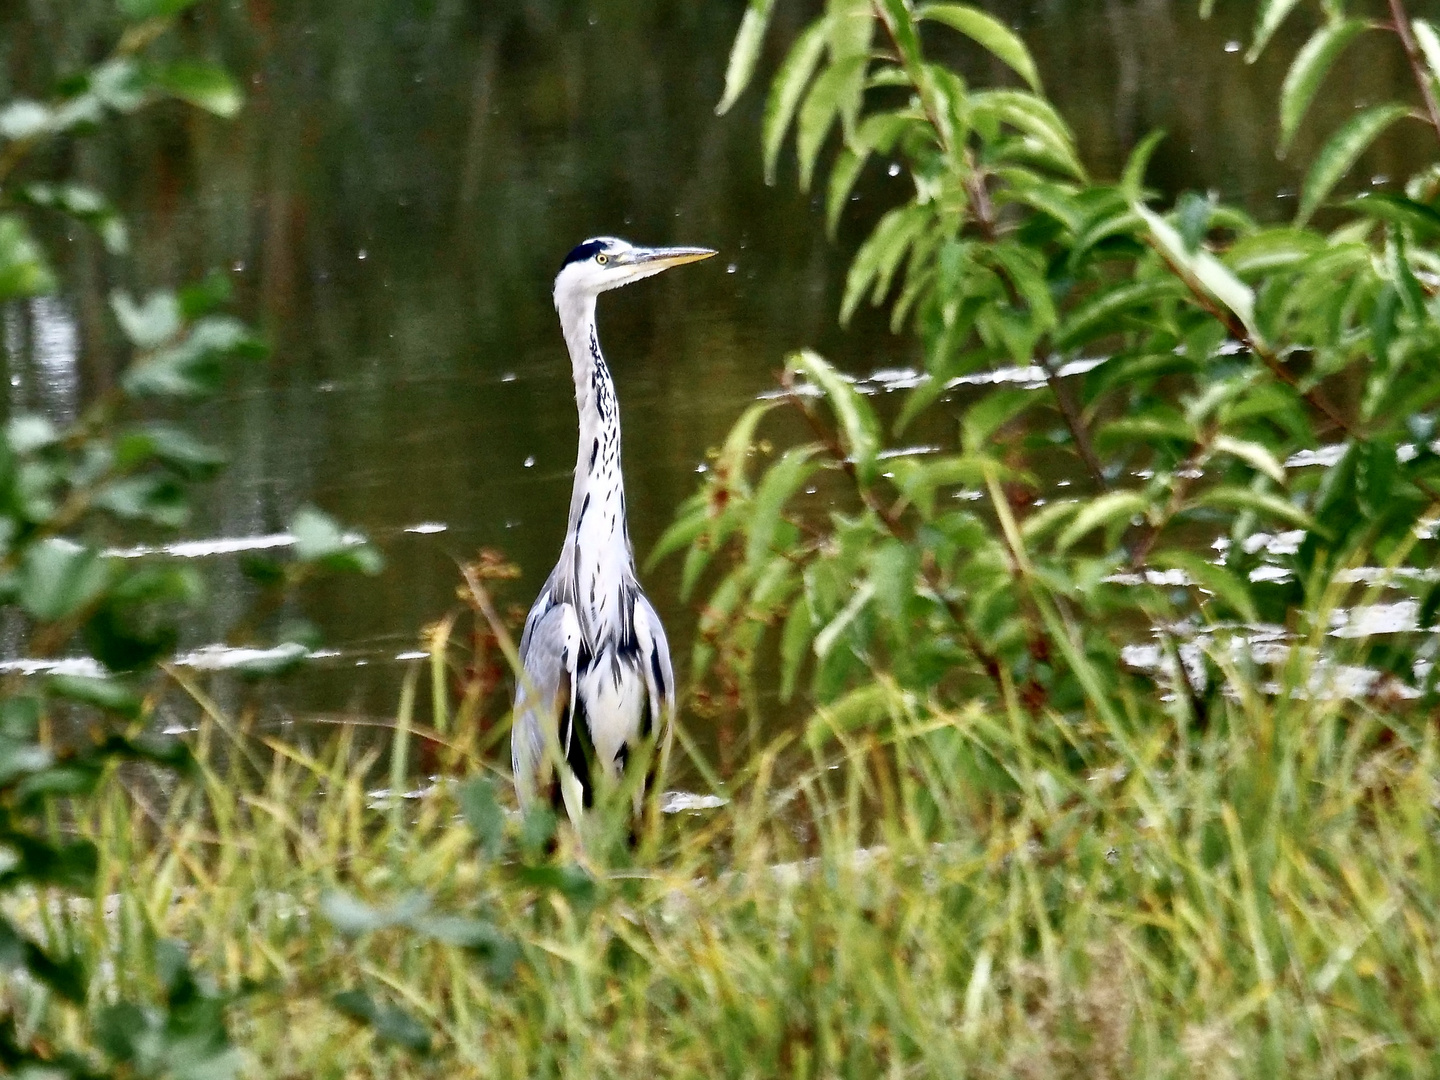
[
  {"xmin": 1121, "ymin": 129, "xmax": 1167, "ymax": 200},
  {"xmin": 1414, "ymin": 20, "xmax": 1440, "ymax": 84},
  {"xmin": 1342, "ymin": 193, "xmax": 1440, "ymax": 238},
  {"xmin": 1245, "ymin": 0, "xmax": 1305, "ymax": 63},
  {"xmin": 1297, "ymin": 103, "xmax": 1414, "ymax": 225},
  {"xmin": 797, "ymin": 56, "xmax": 868, "ymax": 192},
  {"xmin": 1054, "ymin": 277, "xmax": 1182, "ymax": 351},
  {"xmin": 1135, "ymin": 203, "xmax": 1260, "ymax": 345},
  {"xmin": 789, "ymin": 350, "xmax": 882, "ymax": 483},
  {"xmin": 1151, "ymin": 550, "xmax": 1258, "ymax": 622},
  {"xmin": 917, "ymin": 4, "xmax": 1042, "ymax": 92},
  {"xmin": 1055, "ymin": 490, "xmax": 1149, "ymax": 553},
  {"xmin": 826, "ymin": 149, "xmax": 866, "ymax": 236},
  {"xmin": 1187, "ymin": 486, "xmax": 1315, "ymax": 532},
  {"xmin": 762, "ymin": 19, "xmax": 829, "ymax": 185},
  {"xmin": 1212, "ymin": 436, "xmax": 1286, "ymax": 485},
  {"xmin": 716, "ymin": 0, "xmax": 777, "ymax": 116},
  {"xmin": 1279, "ymin": 20, "xmax": 1368, "ymax": 154},
  {"xmin": 779, "ymin": 593, "xmax": 813, "ymax": 702},
  {"xmin": 746, "ymin": 445, "xmax": 821, "ymax": 568}
]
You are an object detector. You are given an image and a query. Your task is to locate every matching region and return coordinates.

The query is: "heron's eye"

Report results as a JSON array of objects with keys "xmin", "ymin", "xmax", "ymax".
[{"xmin": 596, "ymin": 253, "xmax": 609, "ymax": 265}]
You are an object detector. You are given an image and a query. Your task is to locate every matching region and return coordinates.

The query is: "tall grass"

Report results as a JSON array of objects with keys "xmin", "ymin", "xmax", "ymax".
[{"xmin": 7, "ymin": 621, "xmax": 1438, "ymax": 1079}]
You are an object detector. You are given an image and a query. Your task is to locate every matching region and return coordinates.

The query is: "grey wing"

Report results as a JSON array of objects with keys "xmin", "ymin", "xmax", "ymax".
[
  {"xmin": 511, "ymin": 594, "xmax": 581, "ymax": 812},
  {"xmin": 634, "ymin": 592, "xmax": 676, "ymax": 765}
]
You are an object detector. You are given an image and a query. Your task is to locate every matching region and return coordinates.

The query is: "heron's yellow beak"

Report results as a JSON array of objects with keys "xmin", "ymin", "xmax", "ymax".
[{"xmin": 627, "ymin": 246, "xmax": 718, "ymax": 270}]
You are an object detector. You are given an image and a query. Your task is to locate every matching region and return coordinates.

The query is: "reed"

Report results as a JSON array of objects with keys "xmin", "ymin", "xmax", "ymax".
[{"xmin": 9, "ymin": 625, "xmax": 1434, "ymax": 1078}]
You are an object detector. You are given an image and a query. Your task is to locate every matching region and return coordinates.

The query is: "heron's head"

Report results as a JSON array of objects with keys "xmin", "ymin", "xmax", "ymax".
[{"xmin": 553, "ymin": 237, "xmax": 716, "ymax": 303}]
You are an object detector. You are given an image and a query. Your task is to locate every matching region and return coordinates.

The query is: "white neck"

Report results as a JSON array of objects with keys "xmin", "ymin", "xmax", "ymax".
[{"xmin": 554, "ymin": 284, "xmax": 636, "ymax": 640}]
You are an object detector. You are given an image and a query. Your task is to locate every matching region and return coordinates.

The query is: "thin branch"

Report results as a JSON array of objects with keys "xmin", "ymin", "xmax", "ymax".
[
  {"xmin": 1389, "ymin": 0, "xmax": 1440, "ymax": 145},
  {"xmin": 1037, "ymin": 353, "xmax": 1108, "ymax": 492}
]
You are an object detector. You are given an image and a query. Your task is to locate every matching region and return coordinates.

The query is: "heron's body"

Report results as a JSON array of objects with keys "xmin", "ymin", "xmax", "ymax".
[{"xmin": 512, "ymin": 237, "xmax": 714, "ymax": 822}]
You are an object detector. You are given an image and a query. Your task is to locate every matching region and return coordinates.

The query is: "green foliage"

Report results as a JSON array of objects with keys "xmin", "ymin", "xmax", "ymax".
[
  {"xmin": 0, "ymin": 4, "xmax": 377, "ymax": 1075},
  {"xmin": 673, "ymin": 0, "xmax": 1440, "ymax": 733}
]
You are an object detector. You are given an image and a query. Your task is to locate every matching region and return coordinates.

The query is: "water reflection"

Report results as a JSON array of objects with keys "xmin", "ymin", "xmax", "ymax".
[{"xmin": 0, "ymin": 2, "xmax": 1425, "ymax": 745}]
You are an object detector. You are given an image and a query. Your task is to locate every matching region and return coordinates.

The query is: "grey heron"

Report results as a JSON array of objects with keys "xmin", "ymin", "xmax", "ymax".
[{"xmin": 512, "ymin": 236, "xmax": 716, "ymax": 826}]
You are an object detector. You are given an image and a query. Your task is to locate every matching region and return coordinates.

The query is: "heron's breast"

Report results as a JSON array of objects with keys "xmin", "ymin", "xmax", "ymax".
[{"xmin": 576, "ymin": 649, "xmax": 647, "ymax": 777}]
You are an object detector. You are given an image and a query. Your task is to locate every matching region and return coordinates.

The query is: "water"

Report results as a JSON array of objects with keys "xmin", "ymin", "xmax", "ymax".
[{"xmin": 0, "ymin": 2, "xmax": 1425, "ymax": 736}]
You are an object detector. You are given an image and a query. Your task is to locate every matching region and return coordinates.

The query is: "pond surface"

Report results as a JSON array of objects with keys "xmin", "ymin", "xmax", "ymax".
[{"xmin": 0, "ymin": 1, "xmax": 1425, "ymax": 753}]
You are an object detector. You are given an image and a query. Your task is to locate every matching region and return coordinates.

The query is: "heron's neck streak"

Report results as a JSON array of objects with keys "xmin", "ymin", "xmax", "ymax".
[{"xmin": 555, "ymin": 287, "xmax": 636, "ymax": 642}]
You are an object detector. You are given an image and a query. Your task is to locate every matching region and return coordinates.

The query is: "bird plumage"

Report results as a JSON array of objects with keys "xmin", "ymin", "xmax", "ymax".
[{"xmin": 512, "ymin": 237, "xmax": 713, "ymax": 823}]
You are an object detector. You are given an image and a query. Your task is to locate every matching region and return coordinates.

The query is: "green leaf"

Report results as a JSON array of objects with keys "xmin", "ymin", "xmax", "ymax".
[
  {"xmin": 20, "ymin": 540, "xmax": 110, "ymax": 623},
  {"xmin": 868, "ymin": 539, "xmax": 916, "ymax": 636},
  {"xmin": 94, "ymin": 474, "xmax": 189, "ymax": 527},
  {"xmin": 0, "ymin": 100, "xmax": 52, "ymax": 140},
  {"xmin": 715, "ymin": 400, "xmax": 776, "ymax": 495},
  {"xmin": 1245, "ymin": 0, "xmax": 1305, "ymax": 63},
  {"xmin": 290, "ymin": 506, "xmax": 383, "ymax": 575},
  {"xmin": 1175, "ymin": 191, "xmax": 1214, "ymax": 253},
  {"xmin": 1135, "ymin": 202, "xmax": 1261, "ymax": 345},
  {"xmin": 1297, "ymin": 104, "xmax": 1414, "ymax": 226},
  {"xmin": 118, "ymin": 0, "xmax": 203, "ymax": 16},
  {"xmin": 1054, "ymin": 277, "xmax": 1183, "ymax": 350},
  {"xmin": 716, "ymin": 0, "xmax": 777, "ymax": 116},
  {"xmin": 177, "ymin": 269, "xmax": 233, "ymax": 318},
  {"xmin": 0, "ymin": 215, "xmax": 56, "ymax": 299},
  {"xmin": 876, "ymin": 0, "xmax": 922, "ymax": 66},
  {"xmin": 1121, "ymin": 129, "xmax": 1167, "ymax": 200},
  {"xmin": 514, "ymin": 863, "xmax": 597, "ymax": 908},
  {"xmin": 1187, "ymin": 486, "xmax": 1316, "ymax": 532},
  {"xmin": 805, "ymin": 682, "xmax": 896, "ymax": 746},
  {"xmin": 1279, "ymin": 20, "xmax": 1368, "ymax": 154},
  {"xmin": 1150, "ymin": 550, "xmax": 1258, "ymax": 622},
  {"xmin": 457, "ymin": 777, "xmax": 506, "ymax": 860},
  {"xmin": 890, "ymin": 453, "xmax": 988, "ymax": 517},
  {"xmin": 332, "ymin": 989, "xmax": 432, "ymax": 1053},
  {"xmin": 148, "ymin": 61, "xmax": 243, "ymax": 118},
  {"xmin": 1224, "ymin": 227, "xmax": 1325, "ymax": 276},
  {"xmin": 111, "ymin": 289, "xmax": 180, "ymax": 349},
  {"xmin": 8, "ymin": 415, "xmax": 59, "ymax": 455},
  {"xmin": 789, "ymin": 351, "xmax": 881, "ymax": 484},
  {"xmin": 796, "ymin": 56, "xmax": 868, "ymax": 192},
  {"xmin": 645, "ymin": 500, "xmax": 707, "ymax": 572},
  {"xmin": 762, "ymin": 19, "xmax": 830, "ymax": 184},
  {"xmin": 1055, "ymin": 490, "xmax": 1149, "ymax": 552},
  {"xmin": 1341, "ymin": 193, "xmax": 1440, "ymax": 238},
  {"xmin": 20, "ymin": 182, "xmax": 128, "ymax": 255},
  {"xmin": 970, "ymin": 90, "xmax": 1084, "ymax": 180},
  {"xmin": 779, "ymin": 593, "xmax": 813, "ymax": 703},
  {"xmin": 917, "ymin": 4, "xmax": 1042, "ymax": 92},
  {"xmin": 1385, "ymin": 227, "xmax": 1427, "ymax": 321},
  {"xmin": 841, "ymin": 203, "xmax": 931, "ymax": 323},
  {"xmin": 813, "ymin": 581, "xmax": 875, "ymax": 659},
  {"xmin": 1212, "ymin": 436, "xmax": 1286, "ymax": 484},
  {"xmin": 1413, "ymin": 20, "xmax": 1440, "ymax": 84},
  {"xmin": 746, "ymin": 445, "xmax": 820, "ymax": 568},
  {"xmin": 320, "ymin": 889, "xmax": 427, "ymax": 936},
  {"xmin": 47, "ymin": 675, "xmax": 143, "ymax": 721},
  {"xmin": 116, "ymin": 423, "xmax": 226, "ymax": 480},
  {"xmin": 962, "ymin": 388, "xmax": 1034, "ymax": 453},
  {"xmin": 826, "ymin": 147, "xmax": 867, "ymax": 235}
]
